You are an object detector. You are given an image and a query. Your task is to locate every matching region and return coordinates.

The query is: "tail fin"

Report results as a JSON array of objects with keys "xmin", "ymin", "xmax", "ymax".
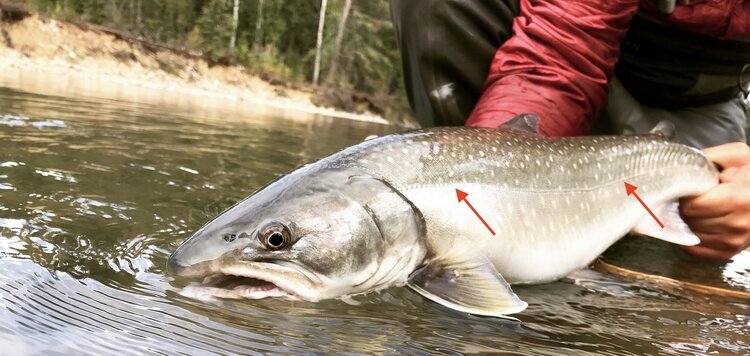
[{"xmin": 631, "ymin": 202, "xmax": 700, "ymax": 246}]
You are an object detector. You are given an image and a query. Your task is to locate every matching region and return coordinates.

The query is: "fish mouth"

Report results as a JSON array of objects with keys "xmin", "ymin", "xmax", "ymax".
[
  {"xmin": 176, "ymin": 263, "xmax": 318, "ymax": 302},
  {"xmin": 179, "ymin": 273, "xmax": 294, "ymax": 301}
]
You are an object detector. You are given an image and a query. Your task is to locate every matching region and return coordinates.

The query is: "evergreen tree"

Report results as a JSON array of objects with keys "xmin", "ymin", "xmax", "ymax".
[{"xmin": 9, "ymin": 0, "xmax": 407, "ymax": 113}]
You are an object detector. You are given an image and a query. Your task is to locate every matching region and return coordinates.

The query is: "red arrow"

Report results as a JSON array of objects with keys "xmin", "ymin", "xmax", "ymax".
[
  {"xmin": 455, "ymin": 189, "xmax": 496, "ymax": 236},
  {"xmin": 624, "ymin": 182, "xmax": 664, "ymax": 228}
]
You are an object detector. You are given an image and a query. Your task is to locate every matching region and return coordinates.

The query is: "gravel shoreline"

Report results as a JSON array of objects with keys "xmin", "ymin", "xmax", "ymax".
[{"xmin": 0, "ymin": 15, "xmax": 391, "ymax": 125}]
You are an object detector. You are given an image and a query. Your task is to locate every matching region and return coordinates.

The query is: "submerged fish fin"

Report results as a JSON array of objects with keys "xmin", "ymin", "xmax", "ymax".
[
  {"xmin": 406, "ymin": 257, "xmax": 527, "ymax": 318},
  {"xmin": 648, "ymin": 120, "xmax": 676, "ymax": 141},
  {"xmin": 631, "ymin": 202, "xmax": 700, "ymax": 246},
  {"xmin": 500, "ymin": 114, "xmax": 539, "ymax": 134}
]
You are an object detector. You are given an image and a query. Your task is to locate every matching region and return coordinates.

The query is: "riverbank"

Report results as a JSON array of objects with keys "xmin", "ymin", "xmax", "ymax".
[{"xmin": 0, "ymin": 12, "xmax": 411, "ymax": 126}]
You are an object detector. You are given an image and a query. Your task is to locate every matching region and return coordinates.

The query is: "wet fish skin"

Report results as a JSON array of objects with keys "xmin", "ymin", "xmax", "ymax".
[{"xmin": 168, "ymin": 127, "xmax": 718, "ymax": 317}]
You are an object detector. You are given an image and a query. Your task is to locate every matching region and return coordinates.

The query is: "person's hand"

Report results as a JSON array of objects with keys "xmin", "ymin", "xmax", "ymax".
[{"xmin": 679, "ymin": 142, "xmax": 750, "ymax": 260}]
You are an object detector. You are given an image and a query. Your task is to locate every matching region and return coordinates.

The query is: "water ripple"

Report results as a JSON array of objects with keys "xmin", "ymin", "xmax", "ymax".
[{"xmin": 0, "ymin": 85, "xmax": 747, "ymax": 354}]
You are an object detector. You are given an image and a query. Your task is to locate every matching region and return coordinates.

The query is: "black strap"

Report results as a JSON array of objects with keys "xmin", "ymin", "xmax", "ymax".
[
  {"xmin": 625, "ymin": 15, "xmax": 750, "ymax": 71},
  {"xmin": 616, "ymin": 15, "xmax": 750, "ymax": 108}
]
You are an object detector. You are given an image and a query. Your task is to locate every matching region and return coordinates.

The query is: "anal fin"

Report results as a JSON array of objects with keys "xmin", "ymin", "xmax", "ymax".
[
  {"xmin": 631, "ymin": 202, "xmax": 700, "ymax": 246},
  {"xmin": 406, "ymin": 256, "xmax": 527, "ymax": 319}
]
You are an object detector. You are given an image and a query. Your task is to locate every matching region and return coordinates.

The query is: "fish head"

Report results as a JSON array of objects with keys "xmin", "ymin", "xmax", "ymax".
[{"xmin": 167, "ymin": 169, "xmax": 422, "ymax": 301}]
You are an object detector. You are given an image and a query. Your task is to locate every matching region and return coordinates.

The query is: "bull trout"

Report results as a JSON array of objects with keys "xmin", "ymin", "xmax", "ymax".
[{"xmin": 167, "ymin": 122, "xmax": 718, "ymax": 318}]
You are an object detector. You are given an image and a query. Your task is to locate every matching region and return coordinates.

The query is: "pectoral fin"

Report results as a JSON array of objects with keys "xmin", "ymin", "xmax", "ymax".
[{"xmin": 406, "ymin": 257, "xmax": 527, "ymax": 319}]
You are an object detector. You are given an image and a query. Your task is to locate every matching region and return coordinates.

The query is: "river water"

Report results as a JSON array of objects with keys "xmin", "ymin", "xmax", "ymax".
[{"xmin": 0, "ymin": 78, "xmax": 748, "ymax": 354}]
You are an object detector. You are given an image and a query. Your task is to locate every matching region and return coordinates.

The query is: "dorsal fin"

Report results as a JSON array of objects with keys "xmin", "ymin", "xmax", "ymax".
[{"xmin": 501, "ymin": 114, "xmax": 539, "ymax": 134}]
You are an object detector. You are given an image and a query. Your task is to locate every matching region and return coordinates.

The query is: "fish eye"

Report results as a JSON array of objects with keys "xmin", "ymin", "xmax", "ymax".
[
  {"xmin": 267, "ymin": 232, "xmax": 284, "ymax": 247},
  {"xmin": 259, "ymin": 222, "xmax": 291, "ymax": 250}
]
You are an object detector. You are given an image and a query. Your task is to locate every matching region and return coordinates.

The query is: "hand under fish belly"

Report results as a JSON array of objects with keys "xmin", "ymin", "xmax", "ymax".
[{"xmin": 167, "ymin": 124, "xmax": 718, "ymax": 318}]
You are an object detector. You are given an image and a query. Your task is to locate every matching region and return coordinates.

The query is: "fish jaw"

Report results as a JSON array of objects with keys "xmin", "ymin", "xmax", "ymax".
[
  {"xmin": 179, "ymin": 276, "xmax": 292, "ymax": 302},
  {"xmin": 173, "ymin": 261, "xmax": 326, "ymax": 302}
]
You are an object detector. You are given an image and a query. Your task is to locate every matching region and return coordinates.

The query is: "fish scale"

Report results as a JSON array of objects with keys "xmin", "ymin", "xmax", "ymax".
[
  {"xmin": 331, "ymin": 127, "xmax": 717, "ymax": 283},
  {"xmin": 337, "ymin": 127, "xmax": 710, "ymax": 191},
  {"xmin": 169, "ymin": 126, "xmax": 719, "ymax": 317}
]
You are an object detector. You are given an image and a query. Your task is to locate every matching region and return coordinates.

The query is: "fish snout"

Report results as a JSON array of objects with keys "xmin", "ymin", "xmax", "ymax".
[
  {"xmin": 167, "ymin": 231, "xmax": 249, "ymax": 277},
  {"xmin": 166, "ymin": 253, "xmax": 189, "ymax": 276},
  {"xmin": 166, "ymin": 252, "xmax": 220, "ymax": 277}
]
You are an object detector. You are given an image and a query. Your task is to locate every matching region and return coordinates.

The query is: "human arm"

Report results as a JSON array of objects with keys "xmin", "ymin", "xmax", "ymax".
[
  {"xmin": 466, "ymin": 0, "xmax": 639, "ymax": 136},
  {"xmin": 680, "ymin": 142, "xmax": 750, "ymax": 260}
]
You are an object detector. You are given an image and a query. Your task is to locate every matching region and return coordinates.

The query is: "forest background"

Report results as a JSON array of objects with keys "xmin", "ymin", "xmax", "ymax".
[{"xmin": 2, "ymin": 0, "xmax": 409, "ymax": 120}]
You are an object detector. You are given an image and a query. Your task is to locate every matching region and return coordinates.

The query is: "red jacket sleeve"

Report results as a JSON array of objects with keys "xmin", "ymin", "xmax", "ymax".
[{"xmin": 466, "ymin": 0, "xmax": 639, "ymax": 136}]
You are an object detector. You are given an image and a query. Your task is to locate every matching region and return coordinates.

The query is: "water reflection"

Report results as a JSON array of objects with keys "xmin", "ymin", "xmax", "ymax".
[{"xmin": 0, "ymin": 82, "xmax": 748, "ymax": 354}]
